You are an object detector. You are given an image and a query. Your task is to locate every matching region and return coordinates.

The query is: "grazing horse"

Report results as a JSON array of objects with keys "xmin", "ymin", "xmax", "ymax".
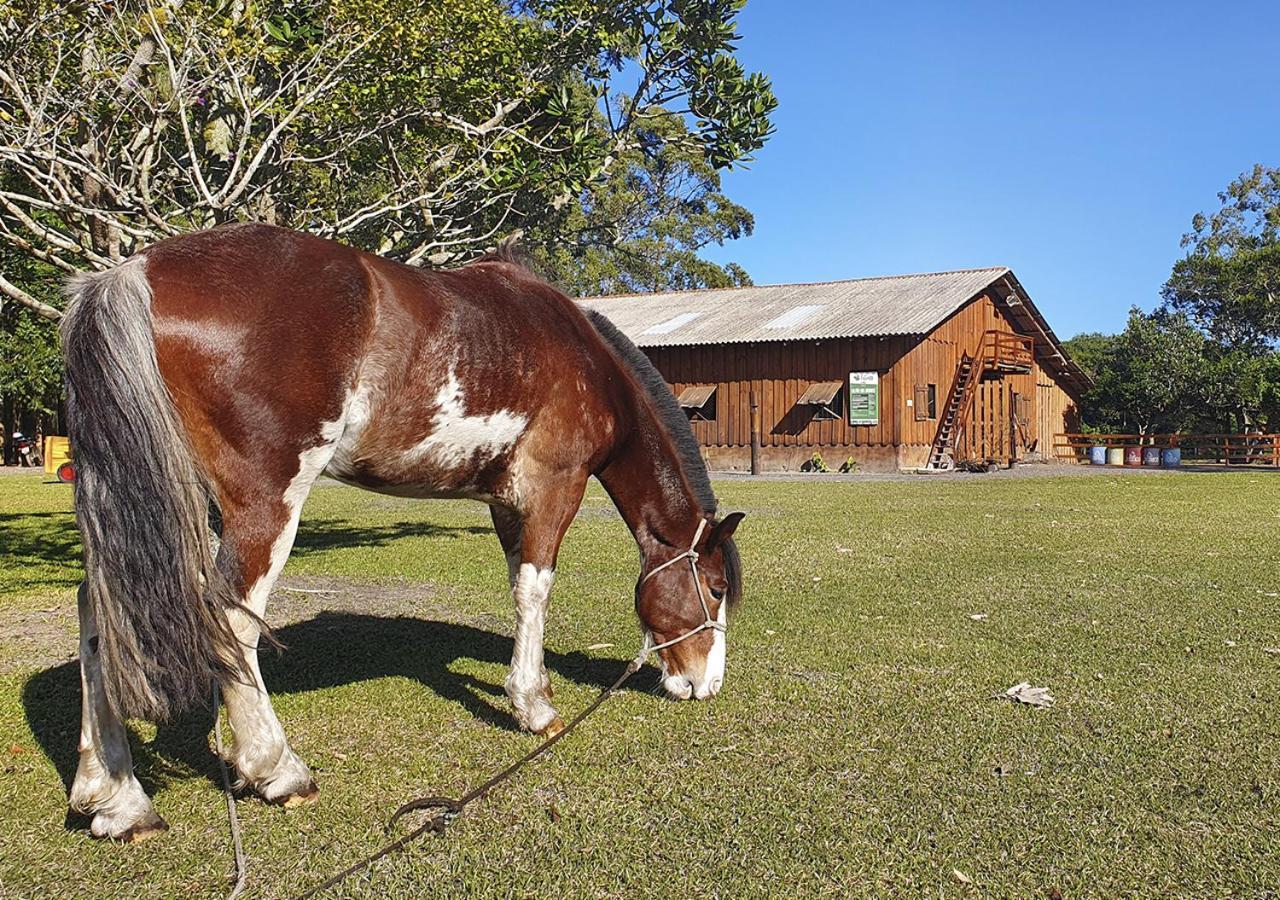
[{"xmin": 59, "ymin": 223, "xmax": 744, "ymax": 842}]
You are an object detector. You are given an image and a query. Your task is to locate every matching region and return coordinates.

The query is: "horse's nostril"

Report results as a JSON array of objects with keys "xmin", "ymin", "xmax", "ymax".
[{"xmin": 709, "ymin": 677, "xmax": 723, "ymax": 695}]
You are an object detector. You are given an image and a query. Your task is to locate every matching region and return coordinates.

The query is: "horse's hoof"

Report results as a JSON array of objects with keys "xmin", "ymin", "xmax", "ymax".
[
  {"xmin": 93, "ymin": 811, "xmax": 169, "ymax": 844},
  {"xmin": 119, "ymin": 818, "xmax": 169, "ymax": 844},
  {"xmin": 538, "ymin": 717, "xmax": 566, "ymax": 739},
  {"xmin": 276, "ymin": 781, "xmax": 320, "ymax": 808}
]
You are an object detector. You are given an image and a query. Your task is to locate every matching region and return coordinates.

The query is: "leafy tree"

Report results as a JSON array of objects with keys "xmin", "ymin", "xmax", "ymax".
[
  {"xmin": 1062, "ymin": 331, "xmax": 1121, "ymax": 430},
  {"xmin": 0, "ymin": 239, "xmax": 62, "ymax": 442},
  {"xmin": 0, "ymin": 306, "xmax": 62, "ymax": 415},
  {"xmin": 1164, "ymin": 245, "xmax": 1280, "ymax": 353},
  {"xmin": 0, "ymin": 0, "xmax": 776, "ymax": 318},
  {"xmin": 1181, "ymin": 163, "xmax": 1280, "ymax": 255},
  {"xmin": 530, "ymin": 108, "xmax": 754, "ymax": 294},
  {"xmin": 1163, "ymin": 165, "xmax": 1280, "ymax": 351},
  {"xmin": 1080, "ymin": 308, "xmax": 1205, "ymax": 434},
  {"xmin": 1061, "ymin": 331, "xmax": 1116, "ymax": 383},
  {"xmin": 1197, "ymin": 346, "xmax": 1280, "ymax": 432}
]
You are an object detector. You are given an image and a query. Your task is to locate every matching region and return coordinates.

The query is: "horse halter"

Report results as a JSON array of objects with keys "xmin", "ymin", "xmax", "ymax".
[{"xmin": 635, "ymin": 518, "xmax": 726, "ymax": 664}]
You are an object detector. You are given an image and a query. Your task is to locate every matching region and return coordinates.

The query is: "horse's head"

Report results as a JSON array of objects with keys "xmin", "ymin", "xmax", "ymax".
[{"xmin": 635, "ymin": 512, "xmax": 745, "ymax": 701}]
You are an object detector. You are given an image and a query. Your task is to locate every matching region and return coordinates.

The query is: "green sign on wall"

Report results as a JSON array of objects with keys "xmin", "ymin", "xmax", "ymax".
[{"xmin": 848, "ymin": 372, "xmax": 879, "ymax": 425}]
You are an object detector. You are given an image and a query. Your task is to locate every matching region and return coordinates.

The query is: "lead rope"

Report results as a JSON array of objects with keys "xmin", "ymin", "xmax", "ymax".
[
  {"xmin": 290, "ymin": 521, "xmax": 720, "ymax": 899},
  {"xmin": 212, "ymin": 683, "xmax": 248, "ymax": 900}
]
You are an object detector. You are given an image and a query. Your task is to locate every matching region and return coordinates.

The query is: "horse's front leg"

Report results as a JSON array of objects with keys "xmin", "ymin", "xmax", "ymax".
[{"xmin": 491, "ymin": 484, "xmax": 583, "ymax": 737}]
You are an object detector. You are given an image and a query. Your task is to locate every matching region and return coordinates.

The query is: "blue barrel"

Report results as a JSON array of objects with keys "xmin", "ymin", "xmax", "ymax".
[
  {"xmin": 1161, "ymin": 448, "xmax": 1182, "ymax": 468},
  {"xmin": 1089, "ymin": 445, "xmax": 1107, "ymax": 465},
  {"xmin": 1142, "ymin": 446, "xmax": 1162, "ymax": 467}
]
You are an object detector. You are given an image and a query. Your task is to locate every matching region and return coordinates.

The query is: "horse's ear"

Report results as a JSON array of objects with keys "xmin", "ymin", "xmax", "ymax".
[{"xmin": 706, "ymin": 512, "xmax": 745, "ymax": 551}]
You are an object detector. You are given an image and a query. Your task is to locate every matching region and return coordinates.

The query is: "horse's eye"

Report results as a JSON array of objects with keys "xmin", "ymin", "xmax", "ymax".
[{"xmin": 710, "ymin": 587, "xmax": 726, "ymax": 601}]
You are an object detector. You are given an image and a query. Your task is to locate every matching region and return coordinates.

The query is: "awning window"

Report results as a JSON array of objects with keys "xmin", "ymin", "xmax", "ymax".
[
  {"xmin": 677, "ymin": 385, "xmax": 717, "ymax": 408},
  {"xmin": 797, "ymin": 381, "xmax": 843, "ymax": 405}
]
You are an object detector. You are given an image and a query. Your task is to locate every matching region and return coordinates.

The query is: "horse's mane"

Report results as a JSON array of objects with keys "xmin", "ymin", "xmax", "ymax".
[
  {"xmin": 467, "ymin": 243, "xmax": 741, "ymax": 608},
  {"xmin": 468, "ymin": 238, "xmax": 717, "ymax": 514},
  {"xmin": 581, "ymin": 308, "xmax": 717, "ymax": 515}
]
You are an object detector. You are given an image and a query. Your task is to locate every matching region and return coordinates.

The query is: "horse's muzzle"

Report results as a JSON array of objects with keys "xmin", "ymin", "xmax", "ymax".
[{"xmin": 663, "ymin": 673, "xmax": 722, "ymax": 700}]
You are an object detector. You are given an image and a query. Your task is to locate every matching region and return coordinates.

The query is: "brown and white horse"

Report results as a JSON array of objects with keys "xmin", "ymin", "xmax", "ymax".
[{"xmin": 59, "ymin": 223, "xmax": 744, "ymax": 842}]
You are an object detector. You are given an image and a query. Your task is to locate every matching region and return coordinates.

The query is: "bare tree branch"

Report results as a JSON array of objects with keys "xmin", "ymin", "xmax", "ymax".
[{"xmin": 0, "ymin": 271, "xmax": 63, "ymax": 321}]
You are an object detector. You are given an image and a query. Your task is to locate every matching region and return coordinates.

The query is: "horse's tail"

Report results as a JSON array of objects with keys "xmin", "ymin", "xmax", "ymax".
[{"xmin": 61, "ymin": 256, "xmax": 238, "ymax": 721}]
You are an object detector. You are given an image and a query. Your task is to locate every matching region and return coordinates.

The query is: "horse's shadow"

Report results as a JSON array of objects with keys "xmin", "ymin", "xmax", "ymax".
[{"xmin": 22, "ymin": 612, "xmax": 659, "ymax": 800}]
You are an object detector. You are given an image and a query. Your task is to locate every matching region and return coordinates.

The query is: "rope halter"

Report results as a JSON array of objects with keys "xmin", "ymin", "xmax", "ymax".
[{"xmin": 634, "ymin": 518, "xmax": 725, "ymax": 666}]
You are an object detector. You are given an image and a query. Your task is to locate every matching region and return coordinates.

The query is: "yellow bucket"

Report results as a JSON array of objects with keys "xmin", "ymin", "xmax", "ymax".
[{"xmin": 43, "ymin": 436, "xmax": 72, "ymax": 480}]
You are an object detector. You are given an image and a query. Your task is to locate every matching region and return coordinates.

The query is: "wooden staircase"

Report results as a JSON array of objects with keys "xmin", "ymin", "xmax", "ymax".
[
  {"xmin": 928, "ymin": 353, "xmax": 978, "ymax": 469},
  {"xmin": 927, "ymin": 330, "xmax": 1034, "ymax": 470}
]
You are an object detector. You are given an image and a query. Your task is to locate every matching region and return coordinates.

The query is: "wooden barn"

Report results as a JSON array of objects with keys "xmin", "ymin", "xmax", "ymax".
[{"xmin": 578, "ymin": 267, "xmax": 1090, "ymax": 472}]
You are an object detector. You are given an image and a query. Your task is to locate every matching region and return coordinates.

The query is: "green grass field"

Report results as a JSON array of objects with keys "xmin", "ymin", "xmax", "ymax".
[{"xmin": 1, "ymin": 470, "xmax": 1278, "ymax": 898}]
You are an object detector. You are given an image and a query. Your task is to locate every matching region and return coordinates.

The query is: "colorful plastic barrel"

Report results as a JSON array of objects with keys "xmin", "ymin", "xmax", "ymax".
[
  {"xmin": 1161, "ymin": 448, "xmax": 1182, "ymax": 468},
  {"xmin": 1089, "ymin": 445, "xmax": 1107, "ymax": 465},
  {"xmin": 1107, "ymin": 447, "xmax": 1125, "ymax": 466},
  {"xmin": 1124, "ymin": 447, "xmax": 1142, "ymax": 466},
  {"xmin": 1142, "ymin": 447, "xmax": 1162, "ymax": 467}
]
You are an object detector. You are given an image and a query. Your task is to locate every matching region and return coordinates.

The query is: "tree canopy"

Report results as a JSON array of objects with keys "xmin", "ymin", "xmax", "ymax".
[
  {"xmin": 1066, "ymin": 309, "xmax": 1206, "ymax": 435},
  {"xmin": 530, "ymin": 107, "xmax": 754, "ymax": 294},
  {"xmin": 1163, "ymin": 165, "xmax": 1280, "ymax": 351},
  {"xmin": 0, "ymin": 0, "xmax": 776, "ymax": 318}
]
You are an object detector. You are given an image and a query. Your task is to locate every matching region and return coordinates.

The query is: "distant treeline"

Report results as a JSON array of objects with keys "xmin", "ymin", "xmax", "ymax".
[{"xmin": 1065, "ymin": 165, "xmax": 1280, "ymax": 435}]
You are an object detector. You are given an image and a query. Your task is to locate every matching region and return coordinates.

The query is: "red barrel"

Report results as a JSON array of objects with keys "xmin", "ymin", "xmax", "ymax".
[{"xmin": 1124, "ymin": 446, "xmax": 1142, "ymax": 467}]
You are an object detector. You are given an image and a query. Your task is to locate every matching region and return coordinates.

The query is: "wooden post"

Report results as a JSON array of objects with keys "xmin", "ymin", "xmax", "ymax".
[{"xmin": 749, "ymin": 388, "xmax": 761, "ymax": 475}]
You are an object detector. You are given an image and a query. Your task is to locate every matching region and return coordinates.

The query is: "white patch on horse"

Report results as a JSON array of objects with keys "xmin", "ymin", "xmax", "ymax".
[
  {"xmin": 408, "ymin": 369, "xmax": 527, "ymax": 469},
  {"xmin": 327, "ymin": 379, "xmax": 375, "ymax": 478},
  {"xmin": 505, "ymin": 563, "xmax": 557, "ymax": 732},
  {"xmin": 697, "ymin": 600, "xmax": 727, "ymax": 699},
  {"xmin": 657, "ymin": 601, "xmax": 726, "ymax": 701}
]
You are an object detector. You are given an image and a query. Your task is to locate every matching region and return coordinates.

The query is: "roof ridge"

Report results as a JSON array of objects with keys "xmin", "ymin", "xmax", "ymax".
[{"xmin": 578, "ymin": 266, "xmax": 1010, "ymax": 301}]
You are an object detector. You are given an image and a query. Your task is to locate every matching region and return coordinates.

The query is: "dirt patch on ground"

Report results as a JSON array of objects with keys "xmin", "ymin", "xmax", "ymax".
[
  {"xmin": 0, "ymin": 575, "xmax": 506, "ymax": 676},
  {"xmin": 264, "ymin": 574, "xmax": 506, "ymax": 633},
  {"xmin": 0, "ymin": 604, "xmax": 76, "ymax": 675}
]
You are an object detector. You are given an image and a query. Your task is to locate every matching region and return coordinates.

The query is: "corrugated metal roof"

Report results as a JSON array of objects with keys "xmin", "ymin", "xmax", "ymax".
[{"xmin": 577, "ymin": 267, "xmax": 1011, "ymax": 347}]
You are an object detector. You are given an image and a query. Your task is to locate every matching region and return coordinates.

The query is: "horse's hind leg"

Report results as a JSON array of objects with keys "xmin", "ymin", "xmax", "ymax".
[
  {"xmin": 69, "ymin": 583, "xmax": 168, "ymax": 842},
  {"xmin": 214, "ymin": 451, "xmax": 333, "ymax": 805}
]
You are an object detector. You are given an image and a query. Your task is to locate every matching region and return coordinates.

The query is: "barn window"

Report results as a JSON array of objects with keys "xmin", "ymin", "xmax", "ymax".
[
  {"xmin": 913, "ymin": 384, "xmax": 937, "ymax": 421},
  {"xmin": 798, "ymin": 381, "xmax": 844, "ymax": 421},
  {"xmin": 677, "ymin": 385, "xmax": 717, "ymax": 422}
]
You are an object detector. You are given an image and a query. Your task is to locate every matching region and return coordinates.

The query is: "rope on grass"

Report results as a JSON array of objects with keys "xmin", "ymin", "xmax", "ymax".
[
  {"xmin": 213, "ymin": 683, "xmax": 248, "ymax": 900},
  {"xmin": 293, "ymin": 522, "xmax": 723, "ymax": 896}
]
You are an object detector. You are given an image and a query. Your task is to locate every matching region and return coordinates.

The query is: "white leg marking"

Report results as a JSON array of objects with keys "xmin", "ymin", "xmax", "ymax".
[
  {"xmin": 69, "ymin": 584, "xmax": 166, "ymax": 839},
  {"xmin": 221, "ymin": 428, "xmax": 341, "ymax": 801},
  {"xmin": 407, "ymin": 368, "xmax": 527, "ymax": 469},
  {"xmin": 505, "ymin": 563, "xmax": 558, "ymax": 732}
]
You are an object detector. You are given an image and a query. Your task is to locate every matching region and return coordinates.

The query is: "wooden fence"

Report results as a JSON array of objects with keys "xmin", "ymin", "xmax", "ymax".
[{"xmin": 1054, "ymin": 433, "xmax": 1280, "ymax": 466}]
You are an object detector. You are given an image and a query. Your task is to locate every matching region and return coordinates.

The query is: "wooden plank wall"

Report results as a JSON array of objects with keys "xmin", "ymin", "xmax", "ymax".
[
  {"xmin": 647, "ymin": 336, "xmax": 912, "ymax": 450},
  {"xmin": 643, "ymin": 291, "xmax": 1083, "ymax": 466}
]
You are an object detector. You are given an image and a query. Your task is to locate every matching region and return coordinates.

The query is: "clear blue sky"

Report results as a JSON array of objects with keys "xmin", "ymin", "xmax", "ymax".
[{"xmin": 700, "ymin": 1, "xmax": 1280, "ymax": 338}]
